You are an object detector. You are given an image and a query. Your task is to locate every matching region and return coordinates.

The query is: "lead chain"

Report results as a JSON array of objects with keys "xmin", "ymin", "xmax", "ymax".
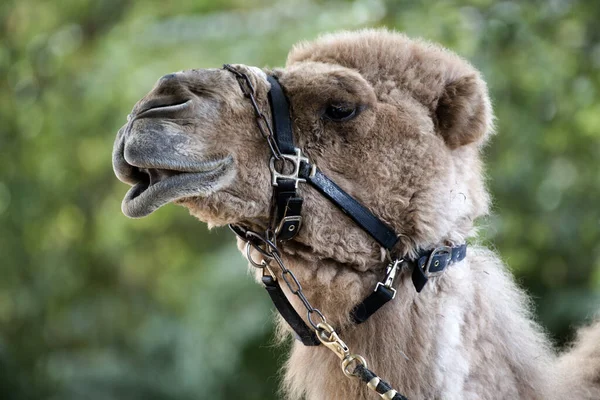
[{"xmin": 246, "ymin": 235, "xmax": 407, "ymax": 399}]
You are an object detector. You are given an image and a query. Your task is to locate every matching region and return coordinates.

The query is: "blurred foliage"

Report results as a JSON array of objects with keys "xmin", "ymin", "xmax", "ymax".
[{"xmin": 1, "ymin": 0, "xmax": 599, "ymax": 398}]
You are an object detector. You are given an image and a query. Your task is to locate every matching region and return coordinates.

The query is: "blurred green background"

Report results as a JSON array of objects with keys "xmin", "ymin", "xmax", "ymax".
[{"xmin": 1, "ymin": 0, "xmax": 599, "ymax": 399}]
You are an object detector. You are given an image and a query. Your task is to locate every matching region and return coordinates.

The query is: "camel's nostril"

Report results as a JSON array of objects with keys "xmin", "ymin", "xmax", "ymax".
[{"xmin": 135, "ymin": 99, "xmax": 191, "ymax": 119}]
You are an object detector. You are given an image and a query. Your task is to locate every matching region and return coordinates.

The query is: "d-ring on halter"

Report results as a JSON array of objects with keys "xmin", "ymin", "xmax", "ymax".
[{"xmin": 223, "ymin": 65, "xmax": 467, "ymax": 399}]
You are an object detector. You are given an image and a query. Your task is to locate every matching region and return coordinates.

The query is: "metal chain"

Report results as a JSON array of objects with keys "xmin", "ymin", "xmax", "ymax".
[
  {"xmin": 271, "ymin": 248, "xmax": 328, "ymax": 329},
  {"xmin": 242, "ymin": 230, "xmax": 327, "ymax": 330},
  {"xmin": 223, "ymin": 64, "xmax": 282, "ymax": 160},
  {"xmin": 243, "ymin": 231, "xmax": 365, "ymax": 371},
  {"xmin": 244, "ymin": 232, "xmax": 410, "ymax": 400}
]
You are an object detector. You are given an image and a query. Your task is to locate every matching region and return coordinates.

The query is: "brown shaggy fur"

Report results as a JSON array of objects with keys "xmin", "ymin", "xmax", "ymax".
[{"xmin": 113, "ymin": 29, "xmax": 600, "ymax": 399}]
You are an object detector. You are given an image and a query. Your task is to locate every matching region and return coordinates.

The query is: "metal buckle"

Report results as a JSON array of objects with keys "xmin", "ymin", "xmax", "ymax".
[
  {"xmin": 270, "ymin": 148, "xmax": 310, "ymax": 188},
  {"xmin": 275, "ymin": 215, "xmax": 302, "ymax": 236},
  {"xmin": 374, "ymin": 258, "xmax": 403, "ymax": 299},
  {"xmin": 423, "ymin": 246, "xmax": 452, "ymax": 278}
]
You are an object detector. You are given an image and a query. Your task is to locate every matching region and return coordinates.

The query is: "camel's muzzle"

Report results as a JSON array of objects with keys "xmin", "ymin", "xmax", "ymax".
[
  {"xmin": 116, "ymin": 157, "xmax": 233, "ymax": 218},
  {"xmin": 112, "ymin": 93, "xmax": 235, "ymax": 218}
]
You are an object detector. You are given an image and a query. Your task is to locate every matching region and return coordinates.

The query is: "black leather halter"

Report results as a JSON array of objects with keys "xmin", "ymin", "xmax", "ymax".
[
  {"xmin": 225, "ymin": 66, "xmax": 467, "ymax": 346},
  {"xmin": 266, "ymin": 75, "xmax": 398, "ymax": 248}
]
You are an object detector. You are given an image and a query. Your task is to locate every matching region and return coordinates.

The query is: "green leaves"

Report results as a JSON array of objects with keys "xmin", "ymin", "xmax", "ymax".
[{"xmin": 1, "ymin": 0, "xmax": 599, "ymax": 398}]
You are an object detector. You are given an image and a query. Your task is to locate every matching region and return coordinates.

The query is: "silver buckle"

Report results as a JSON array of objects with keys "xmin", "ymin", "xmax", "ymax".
[
  {"xmin": 269, "ymin": 148, "xmax": 310, "ymax": 188},
  {"xmin": 423, "ymin": 246, "xmax": 452, "ymax": 278},
  {"xmin": 275, "ymin": 215, "xmax": 303, "ymax": 236},
  {"xmin": 374, "ymin": 259, "xmax": 404, "ymax": 299}
]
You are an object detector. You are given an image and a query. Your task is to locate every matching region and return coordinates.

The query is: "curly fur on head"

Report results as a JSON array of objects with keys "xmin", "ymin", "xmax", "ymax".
[{"xmin": 113, "ymin": 29, "xmax": 600, "ymax": 400}]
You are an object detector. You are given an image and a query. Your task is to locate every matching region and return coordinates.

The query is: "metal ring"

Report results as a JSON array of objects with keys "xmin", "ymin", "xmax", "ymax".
[
  {"xmin": 249, "ymin": 241, "xmax": 274, "ymax": 260},
  {"xmin": 244, "ymin": 236, "xmax": 275, "ymax": 260},
  {"xmin": 307, "ymin": 308, "xmax": 326, "ymax": 330},
  {"xmin": 245, "ymin": 242, "xmax": 267, "ymax": 269},
  {"xmin": 244, "ymin": 231, "xmax": 280, "ymax": 257},
  {"xmin": 341, "ymin": 354, "xmax": 368, "ymax": 378},
  {"xmin": 271, "ymin": 155, "xmax": 296, "ymax": 175}
]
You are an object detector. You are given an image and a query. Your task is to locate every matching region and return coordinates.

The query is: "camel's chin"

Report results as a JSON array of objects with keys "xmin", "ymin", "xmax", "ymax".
[
  {"xmin": 121, "ymin": 158, "xmax": 235, "ymax": 218},
  {"xmin": 175, "ymin": 200, "xmax": 228, "ymax": 228}
]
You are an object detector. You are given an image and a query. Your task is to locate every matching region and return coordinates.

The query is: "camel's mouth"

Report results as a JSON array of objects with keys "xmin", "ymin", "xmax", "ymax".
[{"xmin": 121, "ymin": 156, "xmax": 234, "ymax": 218}]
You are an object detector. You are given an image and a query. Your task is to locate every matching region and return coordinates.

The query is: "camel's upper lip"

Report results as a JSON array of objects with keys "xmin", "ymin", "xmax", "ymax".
[{"xmin": 121, "ymin": 156, "xmax": 234, "ymax": 218}]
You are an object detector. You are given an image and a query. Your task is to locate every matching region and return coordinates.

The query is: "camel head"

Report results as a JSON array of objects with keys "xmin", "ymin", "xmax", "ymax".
[{"xmin": 113, "ymin": 30, "xmax": 494, "ymax": 270}]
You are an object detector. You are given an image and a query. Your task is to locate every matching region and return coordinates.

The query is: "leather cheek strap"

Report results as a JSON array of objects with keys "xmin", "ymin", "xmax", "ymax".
[
  {"xmin": 267, "ymin": 75, "xmax": 295, "ymax": 153},
  {"xmin": 299, "ymin": 162, "xmax": 398, "ymax": 250}
]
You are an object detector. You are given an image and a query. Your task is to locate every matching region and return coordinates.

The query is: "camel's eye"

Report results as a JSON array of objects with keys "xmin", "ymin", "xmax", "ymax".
[{"xmin": 324, "ymin": 104, "xmax": 357, "ymax": 122}]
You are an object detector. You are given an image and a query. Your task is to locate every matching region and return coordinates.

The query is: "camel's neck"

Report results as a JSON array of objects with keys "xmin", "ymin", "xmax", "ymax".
[
  {"xmin": 276, "ymin": 248, "xmax": 554, "ymax": 400},
  {"xmin": 275, "ymin": 250, "xmax": 455, "ymax": 399},
  {"xmin": 275, "ymin": 238, "xmax": 463, "ymax": 332}
]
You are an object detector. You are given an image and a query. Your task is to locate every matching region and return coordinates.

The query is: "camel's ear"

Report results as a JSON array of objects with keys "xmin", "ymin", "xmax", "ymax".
[{"xmin": 434, "ymin": 74, "xmax": 492, "ymax": 149}]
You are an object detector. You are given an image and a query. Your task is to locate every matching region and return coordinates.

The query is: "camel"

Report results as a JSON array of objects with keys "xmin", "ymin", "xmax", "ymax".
[{"xmin": 112, "ymin": 29, "xmax": 600, "ymax": 399}]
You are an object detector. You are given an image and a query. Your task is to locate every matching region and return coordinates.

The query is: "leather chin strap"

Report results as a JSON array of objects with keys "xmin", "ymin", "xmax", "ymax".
[{"xmin": 232, "ymin": 74, "xmax": 467, "ymax": 346}]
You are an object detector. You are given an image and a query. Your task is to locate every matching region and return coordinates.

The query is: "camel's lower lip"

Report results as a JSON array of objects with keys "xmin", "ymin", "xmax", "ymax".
[{"xmin": 121, "ymin": 156, "xmax": 234, "ymax": 218}]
